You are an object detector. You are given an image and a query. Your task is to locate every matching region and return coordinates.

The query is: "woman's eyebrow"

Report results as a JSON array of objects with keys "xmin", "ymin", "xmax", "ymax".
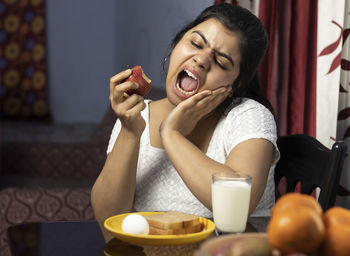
[
  {"xmin": 192, "ymin": 30, "xmax": 209, "ymax": 45},
  {"xmin": 191, "ymin": 30, "xmax": 234, "ymax": 67}
]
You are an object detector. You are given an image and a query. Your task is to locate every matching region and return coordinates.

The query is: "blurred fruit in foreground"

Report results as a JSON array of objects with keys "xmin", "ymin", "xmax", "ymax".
[
  {"xmin": 323, "ymin": 206, "xmax": 350, "ymax": 227},
  {"xmin": 193, "ymin": 233, "xmax": 271, "ymax": 256},
  {"xmin": 267, "ymin": 193, "xmax": 325, "ymax": 254},
  {"xmin": 319, "ymin": 206, "xmax": 350, "ymax": 256},
  {"xmin": 271, "ymin": 193, "xmax": 323, "ymax": 217},
  {"xmin": 230, "ymin": 237, "xmax": 273, "ymax": 256}
]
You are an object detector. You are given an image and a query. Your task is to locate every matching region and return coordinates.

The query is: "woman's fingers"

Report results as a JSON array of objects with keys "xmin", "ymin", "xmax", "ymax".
[
  {"xmin": 176, "ymin": 86, "xmax": 231, "ymax": 122},
  {"xmin": 126, "ymin": 98, "xmax": 146, "ymax": 116},
  {"xmin": 191, "ymin": 89, "xmax": 213, "ymax": 102},
  {"xmin": 109, "ymin": 70, "xmax": 141, "ymax": 104},
  {"xmin": 109, "ymin": 69, "xmax": 132, "ymax": 94},
  {"xmin": 109, "ymin": 80, "xmax": 144, "ymax": 116},
  {"xmin": 200, "ymin": 86, "xmax": 231, "ymax": 106},
  {"xmin": 109, "ymin": 69, "xmax": 141, "ymax": 103},
  {"xmin": 112, "ymin": 81, "xmax": 139, "ymax": 101},
  {"xmin": 116, "ymin": 96, "xmax": 146, "ymax": 130},
  {"xmin": 177, "ymin": 90, "xmax": 211, "ymax": 109},
  {"xmin": 181, "ymin": 86, "xmax": 230, "ymax": 110},
  {"xmin": 115, "ymin": 94, "xmax": 143, "ymax": 113},
  {"xmin": 108, "ymin": 69, "xmax": 146, "ymax": 135},
  {"xmin": 212, "ymin": 85, "xmax": 231, "ymax": 95}
]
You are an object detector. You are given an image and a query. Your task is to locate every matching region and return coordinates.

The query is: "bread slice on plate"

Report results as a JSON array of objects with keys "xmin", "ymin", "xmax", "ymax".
[
  {"xmin": 149, "ymin": 222, "xmax": 203, "ymax": 235},
  {"xmin": 145, "ymin": 211, "xmax": 203, "ymax": 235}
]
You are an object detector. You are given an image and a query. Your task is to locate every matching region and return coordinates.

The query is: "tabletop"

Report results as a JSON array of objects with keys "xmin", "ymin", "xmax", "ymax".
[
  {"xmin": 7, "ymin": 217, "xmax": 270, "ymax": 256},
  {"xmin": 7, "ymin": 220, "xmax": 105, "ymax": 256}
]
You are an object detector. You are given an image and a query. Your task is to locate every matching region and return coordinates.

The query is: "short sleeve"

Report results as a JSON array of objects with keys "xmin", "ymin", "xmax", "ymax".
[
  {"xmin": 106, "ymin": 119, "xmax": 122, "ymax": 154},
  {"xmin": 224, "ymin": 99, "xmax": 278, "ymax": 163}
]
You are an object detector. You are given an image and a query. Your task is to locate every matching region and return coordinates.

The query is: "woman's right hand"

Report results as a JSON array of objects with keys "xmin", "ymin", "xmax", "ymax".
[{"xmin": 109, "ymin": 69, "xmax": 146, "ymax": 136}]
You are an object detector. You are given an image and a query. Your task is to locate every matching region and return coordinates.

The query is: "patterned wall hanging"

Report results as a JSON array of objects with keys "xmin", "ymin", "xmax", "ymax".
[{"xmin": 0, "ymin": 0, "xmax": 50, "ymax": 121}]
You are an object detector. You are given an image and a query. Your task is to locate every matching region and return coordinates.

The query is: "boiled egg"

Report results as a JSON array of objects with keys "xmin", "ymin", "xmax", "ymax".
[{"xmin": 121, "ymin": 213, "xmax": 149, "ymax": 235}]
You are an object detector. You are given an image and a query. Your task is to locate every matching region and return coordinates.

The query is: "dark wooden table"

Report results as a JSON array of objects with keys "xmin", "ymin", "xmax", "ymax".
[
  {"xmin": 7, "ymin": 221, "xmax": 105, "ymax": 256},
  {"xmin": 7, "ymin": 217, "xmax": 270, "ymax": 256}
]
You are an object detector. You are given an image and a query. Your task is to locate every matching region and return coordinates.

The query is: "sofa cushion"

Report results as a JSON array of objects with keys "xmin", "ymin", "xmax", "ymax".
[{"xmin": 0, "ymin": 187, "xmax": 93, "ymax": 256}]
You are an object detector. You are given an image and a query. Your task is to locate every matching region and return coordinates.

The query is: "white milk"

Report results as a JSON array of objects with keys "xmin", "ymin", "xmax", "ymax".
[{"xmin": 212, "ymin": 180, "xmax": 251, "ymax": 233}]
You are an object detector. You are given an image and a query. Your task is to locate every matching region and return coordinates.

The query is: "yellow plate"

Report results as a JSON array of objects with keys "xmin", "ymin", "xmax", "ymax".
[{"xmin": 104, "ymin": 212, "xmax": 215, "ymax": 246}]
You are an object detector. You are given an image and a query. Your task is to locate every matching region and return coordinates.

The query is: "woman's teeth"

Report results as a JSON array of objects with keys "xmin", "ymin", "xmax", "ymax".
[
  {"xmin": 176, "ymin": 81, "xmax": 196, "ymax": 95},
  {"xmin": 176, "ymin": 69, "xmax": 198, "ymax": 95},
  {"xmin": 184, "ymin": 69, "xmax": 197, "ymax": 80}
]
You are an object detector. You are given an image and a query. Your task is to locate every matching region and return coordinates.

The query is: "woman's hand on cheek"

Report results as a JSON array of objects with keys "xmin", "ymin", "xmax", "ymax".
[
  {"xmin": 160, "ymin": 86, "xmax": 232, "ymax": 138},
  {"xmin": 109, "ymin": 69, "xmax": 147, "ymax": 136}
]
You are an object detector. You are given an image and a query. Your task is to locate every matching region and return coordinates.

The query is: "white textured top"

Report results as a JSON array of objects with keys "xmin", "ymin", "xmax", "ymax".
[{"xmin": 107, "ymin": 98, "xmax": 280, "ymax": 217}]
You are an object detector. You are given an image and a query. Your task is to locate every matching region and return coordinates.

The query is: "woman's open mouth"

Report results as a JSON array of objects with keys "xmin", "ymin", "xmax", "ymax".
[{"xmin": 175, "ymin": 68, "xmax": 200, "ymax": 98}]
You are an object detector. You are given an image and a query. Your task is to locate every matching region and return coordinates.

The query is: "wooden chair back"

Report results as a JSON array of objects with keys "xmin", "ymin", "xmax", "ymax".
[{"xmin": 275, "ymin": 134, "xmax": 347, "ymax": 211}]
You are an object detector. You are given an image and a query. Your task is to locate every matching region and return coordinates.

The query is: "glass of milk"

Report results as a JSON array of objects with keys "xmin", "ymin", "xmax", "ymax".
[{"xmin": 211, "ymin": 172, "xmax": 252, "ymax": 233}]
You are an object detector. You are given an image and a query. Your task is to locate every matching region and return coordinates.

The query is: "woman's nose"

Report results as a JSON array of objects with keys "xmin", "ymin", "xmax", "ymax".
[{"xmin": 193, "ymin": 51, "xmax": 211, "ymax": 70}]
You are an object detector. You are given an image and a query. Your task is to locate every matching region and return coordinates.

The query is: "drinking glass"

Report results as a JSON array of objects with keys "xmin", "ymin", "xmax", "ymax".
[{"xmin": 211, "ymin": 172, "xmax": 252, "ymax": 234}]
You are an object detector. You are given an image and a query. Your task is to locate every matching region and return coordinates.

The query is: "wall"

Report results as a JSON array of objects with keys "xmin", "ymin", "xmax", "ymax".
[{"xmin": 46, "ymin": 0, "xmax": 212, "ymax": 124}]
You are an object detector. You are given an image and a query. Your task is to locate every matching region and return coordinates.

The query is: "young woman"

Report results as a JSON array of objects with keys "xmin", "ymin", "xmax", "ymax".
[{"xmin": 91, "ymin": 3, "xmax": 279, "ymax": 241}]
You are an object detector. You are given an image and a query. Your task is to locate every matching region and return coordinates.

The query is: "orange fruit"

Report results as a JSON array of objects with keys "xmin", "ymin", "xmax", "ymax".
[
  {"xmin": 271, "ymin": 192, "xmax": 323, "ymax": 217},
  {"xmin": 319, "ymin": 224, "xmax": 350, "ymax": 256},
  {"xmin": 323, "ymin": 206, "xmax": 350, "ymax": 227},
  {"xmin": 267, "ymin": 206, "xmax": 325, "ymax": 254},
  {"xmin": 319, "ymin": 207, "xmax": 350, "ymax": 256}
]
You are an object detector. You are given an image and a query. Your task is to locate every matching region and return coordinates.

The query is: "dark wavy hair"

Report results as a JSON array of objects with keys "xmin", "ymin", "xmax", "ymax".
[{"xmin": 167, "ymin": 3, "xmax": 273, "ymax": 113}]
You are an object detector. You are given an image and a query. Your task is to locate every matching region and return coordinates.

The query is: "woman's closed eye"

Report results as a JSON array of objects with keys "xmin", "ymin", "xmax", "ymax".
[
  {"xmin": 214, "ymin": 56, "xmax": 227, "ymax": 70},
  {"xmin": 191, "ymin": 40, "xmax": 203, "ymax": 49}
]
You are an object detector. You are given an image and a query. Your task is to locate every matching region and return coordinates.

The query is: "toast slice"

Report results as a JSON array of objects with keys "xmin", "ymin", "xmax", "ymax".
[
  {"xmin": 145, "ymin": 211, "xmax": 200, "ymax": 230},
  {"xmin": 149, "ymin": 222, "xmax": 203, "ymax": 235}
]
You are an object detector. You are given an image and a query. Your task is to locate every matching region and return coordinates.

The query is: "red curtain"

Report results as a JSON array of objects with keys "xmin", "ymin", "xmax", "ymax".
[{"xmin": 259, "ymin": 0, "xmax": 318, "ymax": 137}]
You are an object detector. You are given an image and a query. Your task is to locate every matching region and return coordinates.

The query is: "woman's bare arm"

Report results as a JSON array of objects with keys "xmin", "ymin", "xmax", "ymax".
[
  {"xmin": 225, "ymin": 138, "xmax": 274, "ymax": 214},
  {"xmin": 160, "ymin": 88, "xmax": 274, "ymax": 213},
  {"xmin": 160, "ymin": 128, "xmax": 273, "ymax": 213},
  {"xmin": 91, "ymin": 129, "xmax": 141, "ymax": 242},
  {"xmin": 91, "ymin": 69, "xmax": 146, "ymax": 242}
]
